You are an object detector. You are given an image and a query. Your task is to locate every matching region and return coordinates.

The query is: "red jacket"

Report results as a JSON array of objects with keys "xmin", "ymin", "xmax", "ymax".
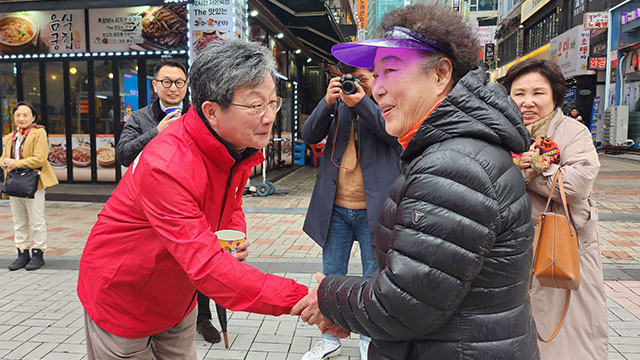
[{"xmin": 77, "ymin": 107, "xmax": 308, "ymax": 338}]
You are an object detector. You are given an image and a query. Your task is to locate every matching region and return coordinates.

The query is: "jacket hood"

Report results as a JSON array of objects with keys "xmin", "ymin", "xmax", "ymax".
[{"xmin": 402, "ymin": 68, "xmax": 529, "ymax": 160}]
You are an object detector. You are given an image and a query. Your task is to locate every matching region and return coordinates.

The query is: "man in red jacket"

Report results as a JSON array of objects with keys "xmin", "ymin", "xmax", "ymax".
[{"xmin": 78, "ymin": 40, "xmax": 320, "ymax": 359}]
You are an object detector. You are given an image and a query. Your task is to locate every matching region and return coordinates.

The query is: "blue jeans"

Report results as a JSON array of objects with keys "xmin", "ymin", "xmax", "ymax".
[{"xmin": 321, "ymin": 206, "xmax": 376, "ymax": 343}]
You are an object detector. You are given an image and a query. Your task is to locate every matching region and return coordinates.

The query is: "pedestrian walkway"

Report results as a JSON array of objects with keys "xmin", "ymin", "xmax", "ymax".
[{"xmin": 0, "ymin": 156, "xmax": 639, "ymax": 359}]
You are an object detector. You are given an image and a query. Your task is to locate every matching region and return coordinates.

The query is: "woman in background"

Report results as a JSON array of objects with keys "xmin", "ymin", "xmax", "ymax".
[
  {"xmin": 504, "ymin": 59, "xmax": 608, "ymax": 360},
  {"xmin": 1, "ymin": 101, "xmax": 58, "ymax": 271}
]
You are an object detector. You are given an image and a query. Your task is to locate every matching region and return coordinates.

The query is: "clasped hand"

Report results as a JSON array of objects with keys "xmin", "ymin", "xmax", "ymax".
[{"xmin": 291, "ymin": 273, "xmax": 350, "ymax": 338}]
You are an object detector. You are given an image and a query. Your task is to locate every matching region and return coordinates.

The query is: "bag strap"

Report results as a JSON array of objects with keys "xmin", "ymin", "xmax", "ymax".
[
  {"xmin": 542, "ymin": 170, "xmax": 575, "ymax": 236},
  {"xmin": 536, "ymin": 289, "xmax": 571, "ymax": 342}
]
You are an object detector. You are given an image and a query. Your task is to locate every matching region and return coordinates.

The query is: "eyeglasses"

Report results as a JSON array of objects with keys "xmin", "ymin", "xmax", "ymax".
[
  {"xmin": 155, "ymin": 78, "xmax": 187, "ymax": 89},
  {"xmin": 230, "ymin": 97, "xmax": 283, "ymax": 116}
]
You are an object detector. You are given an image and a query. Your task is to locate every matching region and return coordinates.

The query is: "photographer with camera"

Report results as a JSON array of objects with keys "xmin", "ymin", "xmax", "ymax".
[{"xmin": 300, "ymin": 63, "xmax": 401, "ymax": 360}]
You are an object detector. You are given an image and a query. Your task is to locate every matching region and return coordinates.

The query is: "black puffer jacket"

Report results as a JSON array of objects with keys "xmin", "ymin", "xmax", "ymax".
[{"xmin": 318, "ymin": 68, "xmax": 539, "ymax": 360}]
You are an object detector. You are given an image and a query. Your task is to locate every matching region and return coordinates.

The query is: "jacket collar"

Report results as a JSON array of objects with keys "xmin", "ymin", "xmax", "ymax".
[{"xmin": 182, "ymin": 106, "xmax": 263, "ymax": 170}]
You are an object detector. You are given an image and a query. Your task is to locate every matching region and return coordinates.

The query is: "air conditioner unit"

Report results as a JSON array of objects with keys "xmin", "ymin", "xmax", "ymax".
[{"xmin": 602, "ymin": 106, "xmax": 634, "ymax": 146}]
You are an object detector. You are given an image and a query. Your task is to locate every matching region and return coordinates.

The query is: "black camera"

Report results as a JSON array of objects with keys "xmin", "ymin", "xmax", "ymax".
[{"xmin": 340, "ymin": 74, "xmax": 361, "ymax": 95}]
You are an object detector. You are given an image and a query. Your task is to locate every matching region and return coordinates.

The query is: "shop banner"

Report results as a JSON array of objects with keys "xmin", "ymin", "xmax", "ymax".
[
  {"xmin": 550, "ymin": 25, "xmax": 593, "ymax": 79},
  {"xmin": 0, "ymin": 10, "xmax": 85, "ymax": 55},
  {"xmin": 356, "ymin": 0, "xmax": 367, "ymax": 30},
  {"xmin": 590, "ymin": 97, "xmax": 600, "ymax": 143},
  {"xmin": 190, "ymin": 0, "xmax": 239, "ymax": 58},
  {"xmin": 88, "ymin": 5, "xmax": 187, "ymax": 52},
  {"xmin": 584, "ymin": 12, "xmax": 609, "ymax": 29}
]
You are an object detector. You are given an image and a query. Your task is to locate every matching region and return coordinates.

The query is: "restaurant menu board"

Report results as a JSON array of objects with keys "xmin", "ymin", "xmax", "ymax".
[
  {"xmin": 89, "ymin": 5, "xmax": 187, "ymax": 52},
  {"xmin": 0, "ymin": 10, "xmax": 85, "ymax": 55},
  {"xmin": 189, "ymin": 0, "xmax": 241, "ymax": 58}
]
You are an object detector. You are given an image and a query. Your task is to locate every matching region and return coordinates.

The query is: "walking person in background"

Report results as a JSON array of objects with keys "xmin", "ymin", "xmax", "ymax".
[
  {"xmin": 293, "ymin": 5, "xmax": 539, "ymax": 359},
  {"xmin": 301, "ymin": 62, "xmax": 400, "ymax": 359},
  {"xmin": 115, "ymin": 59, "xmax": 221, "ymax": 344},
  {"xmin": 504, "ymin": 59, "xmax": 608, "ymax": 360},
  {"xmin": 569, "ymin": 108, "xmax": 583, "ymax": 122},
  {"xmin": 1, "ymin": 102, "xmax": 58, "ymax": 271}
]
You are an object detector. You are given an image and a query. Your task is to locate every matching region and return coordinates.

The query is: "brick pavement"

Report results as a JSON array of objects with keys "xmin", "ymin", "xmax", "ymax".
[{"xmin": 0, "ymin": 155, "xmax": 639, "ymax": 359}]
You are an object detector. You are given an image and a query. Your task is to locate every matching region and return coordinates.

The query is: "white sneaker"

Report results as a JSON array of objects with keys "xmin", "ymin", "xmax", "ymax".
[
  {"xmin": 359, "ymin": 339, "xmax": 370, "ymax": 360},
  {"xmin": 302, "ymin": 339, "xmax": 342, "ymax": 360}
]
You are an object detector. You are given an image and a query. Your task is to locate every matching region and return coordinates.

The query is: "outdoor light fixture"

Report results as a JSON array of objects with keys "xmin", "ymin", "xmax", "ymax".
[
  {"xmin": 108, "ymin": 73, "xmax": 114, "ymax": 79},
  {"xmin": 249, "ymin": 9, "xmax": 259, "ymax": 17},
  {"xmin": 275, "ymin": 32, "xmax": 284, "ymax": 39},
  {"xmin": 306, "ymin": 57, "xmax": 312, "ymax": 63},
  {"xmin": 295, "ymin": 49, "xmax": 302, "ymax": 54}
]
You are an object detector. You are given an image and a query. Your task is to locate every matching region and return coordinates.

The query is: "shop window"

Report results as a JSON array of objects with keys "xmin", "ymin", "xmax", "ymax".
[
  {"xmin": 46, "ymin": 62, "xmax": 67, "ymax": 181},
  {"xmin": 0, "ymin": 63, "xmax": 17, "ymax": 136},
  {"xmin": 22, "ymin": 63, "xmax": 40, "ymax": 115},
  {"xmin": 69, "ymin": 62, "xmax": 91, "ymax": 181},
  {"xmin": 94, "ymin": 60, "xmax": 116, "ymax": 182}
]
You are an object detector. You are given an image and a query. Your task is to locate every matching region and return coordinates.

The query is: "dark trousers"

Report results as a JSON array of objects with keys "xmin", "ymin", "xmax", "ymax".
[{"xmin": 196, "ymin": 291, "xmax": 211, "ymax": 323}]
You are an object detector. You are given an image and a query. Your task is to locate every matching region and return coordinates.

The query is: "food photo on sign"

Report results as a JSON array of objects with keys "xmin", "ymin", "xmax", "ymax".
[
  {"xmin": 0, "ymin": 10, "xmax": 85, "ymax": 54},
  {"xmin": 89, "ymin": 5, "xmax": 187, "ymax": 52}
]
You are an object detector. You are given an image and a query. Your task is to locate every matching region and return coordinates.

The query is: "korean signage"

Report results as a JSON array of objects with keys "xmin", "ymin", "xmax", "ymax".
[
  {"xmin": 484, "ymin": 44, "xmax": 495, "ymax": 62},
  {"xmin": 573, "ymin": 0, "xmax": 585, "ymax": 17},
  {"xmin": 356, "ymin": 0, "xmax": 368, "ymax": 30},
  {"xmin": 475, "ymin": 26, "xmax": 496, "ymax": 45},
  {"xmin": 622, "ymin": 8, "xmax": 640, "ymax": 25},
  {"xmin": 550, "ymin": 25, "xmax": 593, "ymax": 78},
  {"xmin": 0, "ymin": 10, "xmax": 85, "ymax": 55},
  {"xmin": 189, "ymin": 0, "xmax": 241, "ymax": 58},
  {"xmin": 588, "ymin": 57, "xmax": 606, "ymax": 70},
  {"xmin": 521, "ymin": 0, "xmax": 553, "ymax": 22},
  {"xmin": 88, "ymin": 5, "xmax": 187, "ymax": 52},
  {"xmin": 584, "ymin": 12, "xmax": 609, "ymax": 29}
]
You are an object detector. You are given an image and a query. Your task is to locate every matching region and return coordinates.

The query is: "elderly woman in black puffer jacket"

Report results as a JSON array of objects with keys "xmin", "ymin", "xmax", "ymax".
[{"xmin": 292, "ymin": 5, "xmax": 540, "ymax": 360}]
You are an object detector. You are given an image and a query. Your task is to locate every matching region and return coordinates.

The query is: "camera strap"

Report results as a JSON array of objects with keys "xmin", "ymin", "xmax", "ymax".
[{"xmin": 330, "ymin": 99, "xmax": 361, "ymax": 171}]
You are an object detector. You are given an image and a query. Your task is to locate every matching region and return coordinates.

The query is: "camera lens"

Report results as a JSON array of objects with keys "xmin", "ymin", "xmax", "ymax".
[{"xmin": 341, "ymin": 80, "xmax": 356, "ymax": 95}]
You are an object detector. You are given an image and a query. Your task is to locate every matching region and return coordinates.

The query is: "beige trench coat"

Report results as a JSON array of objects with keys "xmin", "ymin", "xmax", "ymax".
[{"xmin": 527, "ymin": 109, "xmax": 608, "ymax": 360}]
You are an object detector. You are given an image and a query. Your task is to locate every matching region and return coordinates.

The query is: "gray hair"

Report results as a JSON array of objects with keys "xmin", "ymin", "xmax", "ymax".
[{"xmin": 189, "ymin": 40, "xmax": 277, "ymax": 119}]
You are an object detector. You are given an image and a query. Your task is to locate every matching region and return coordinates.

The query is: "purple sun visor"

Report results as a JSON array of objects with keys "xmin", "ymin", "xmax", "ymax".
[{"xmin": 331, "ymin": 26, "xmax": 453, "ymax": 69}]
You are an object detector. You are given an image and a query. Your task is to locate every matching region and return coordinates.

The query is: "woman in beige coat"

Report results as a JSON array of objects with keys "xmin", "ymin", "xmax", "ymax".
[
  {"xmin": 1, "ymin": 102, "xmax": 58, "ymax": 271},
  {"xmin": 503, "ymin": 59, "xmax": 608, "ymax": 359}
]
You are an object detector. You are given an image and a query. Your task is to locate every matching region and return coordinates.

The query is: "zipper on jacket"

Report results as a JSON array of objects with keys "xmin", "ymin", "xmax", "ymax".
[{"xmin": 217, "ymin": 172, "xmax": 234, "ymax": 230}]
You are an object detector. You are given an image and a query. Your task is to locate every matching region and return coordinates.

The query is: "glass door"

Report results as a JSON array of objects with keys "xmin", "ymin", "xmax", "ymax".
[
  {"xmin": 45, "ymin": 62, "xmax": 67, "ymax": 181},
  {"xmin": 68, "ymin": 62, "xmax": 91, "ymax": 181},
  {"xmin": 94, "ymin": 60, "xmax": 116, "ymax": 181}
]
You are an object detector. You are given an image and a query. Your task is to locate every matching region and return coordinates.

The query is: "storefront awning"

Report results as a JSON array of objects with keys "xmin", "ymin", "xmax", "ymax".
[
  {"xmin": 257, "ymin": 0, "xmax": 355, "ymax": 62},
  {"xmin": 0, "ymin": 0, "xmax": 191, "ymax": 12}
]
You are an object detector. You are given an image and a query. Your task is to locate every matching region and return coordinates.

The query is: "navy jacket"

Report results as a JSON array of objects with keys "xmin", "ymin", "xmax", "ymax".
[
  {"xmin": 301, "ymin": 95, "xmax": 401, "ymax": 247},
  {"xmin": 317, "ymin": 68, "xmax": 539, "ymax": 359}
]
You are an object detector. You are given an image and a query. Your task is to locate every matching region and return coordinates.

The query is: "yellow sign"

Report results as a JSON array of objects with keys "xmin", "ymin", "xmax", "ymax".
[
  {"xmin": 357, "ymin": 0, "xmax": 367, "ymax": 29},
  {"xmin": 490, "ymin": 43, "xmax": 551, "ymax": 81},
  {"xmin": 521, "ymin": 0, "xmax": 552, "ymax": 22}
]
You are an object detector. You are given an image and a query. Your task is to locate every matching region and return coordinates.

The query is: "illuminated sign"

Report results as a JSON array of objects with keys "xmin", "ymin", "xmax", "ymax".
[
  {"xmin": 622, "ymin": 8, "xmax": 640, "ymax": 24},
  {"xmin": 588, "ymin": 56, "xmax": 606, "ymax": 70},
  {"xmin": 356, "ymin": 0, "xmax": 367, "ymax": 30}
]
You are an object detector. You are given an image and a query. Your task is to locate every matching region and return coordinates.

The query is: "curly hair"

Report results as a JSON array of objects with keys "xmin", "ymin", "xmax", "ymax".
[{"xmin": 379, "ymin": 4, "xmax": 479, "ymax": 84}]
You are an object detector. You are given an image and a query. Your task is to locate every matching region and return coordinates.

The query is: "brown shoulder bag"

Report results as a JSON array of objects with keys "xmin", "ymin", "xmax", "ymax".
[{"xmin": 530, "ymin": 170, "xmax": 580, "ymax": 342}]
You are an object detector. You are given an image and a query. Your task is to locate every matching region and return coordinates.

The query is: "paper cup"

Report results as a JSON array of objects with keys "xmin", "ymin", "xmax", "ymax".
[
  {"xmin": 215, "ymin": 230, "xmax": 246, "ymax": 255},
  {"xmin": 165, "ymin": 106, "xmax": 181, "ymax": 119}
]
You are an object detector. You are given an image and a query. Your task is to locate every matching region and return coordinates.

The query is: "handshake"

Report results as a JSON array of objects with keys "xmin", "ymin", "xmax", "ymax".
[{"xmin": 291, "ymin": 273, "xmax": 351, "ymax": 338}]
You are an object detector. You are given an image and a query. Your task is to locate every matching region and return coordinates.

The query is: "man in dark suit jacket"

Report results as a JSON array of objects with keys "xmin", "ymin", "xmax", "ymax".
[{"xmin": 300, "ymin": 63, "xmax": 401, "ymax": 360}]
